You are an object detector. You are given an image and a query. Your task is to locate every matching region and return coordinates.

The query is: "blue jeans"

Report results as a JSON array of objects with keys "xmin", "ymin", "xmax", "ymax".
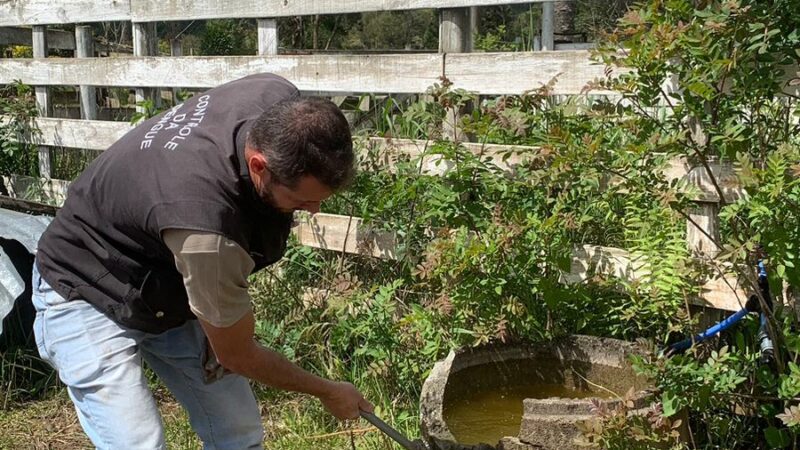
[{"xmin": 31, "ymin": 261, "xmax": 264, "ymax": 450}]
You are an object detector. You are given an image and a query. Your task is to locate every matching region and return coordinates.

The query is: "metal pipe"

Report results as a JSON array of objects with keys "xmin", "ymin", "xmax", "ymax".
[{"xmin": 359, "ymin": 410, "xmax": 426, "ymax": 450}]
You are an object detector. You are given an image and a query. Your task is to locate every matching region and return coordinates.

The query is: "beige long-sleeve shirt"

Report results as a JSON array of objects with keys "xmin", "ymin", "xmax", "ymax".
[{"xmin": 163, "ymin": 229, "xmax": 255, "ymax": 328}]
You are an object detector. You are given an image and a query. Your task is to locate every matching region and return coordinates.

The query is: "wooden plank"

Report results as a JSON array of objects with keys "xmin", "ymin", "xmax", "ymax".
[
  {"xmin": 0, "ymin": 195, "xmax": 59, "ymax": 215},
  {"xmin": 564, "ymin": 244, "xmax": 642, "ymax": 285},
  {"xmin": 9, "ymin": 118, "xmax": 532, "ymax": 158},
  {"xmin": 169, "ymin": 38, "xmax": 183, "ymax": 101},
  {"xmin": 360, "ymin": 137, "xmax": 535, "ymax": 175},
  {"xmin": 1, "ymin": 175, "xmax": 402, "ymax": 258},
  {"xmin": 16, "ymin": 117, "xmax": 131, "ymax": 150},
  {"xmin": 0, "ymin": 50, "xmax": 615, "ymax": 95},
  {"xmin": 293, "ymin": 213, "xmax": 398, "ymax": 260},
  {"xmin": 439, "ymin": 8, "xmax": 470, "ymax": 141},
  {"xmin": 687, "ymin": 203, "xmax": 720, "ymax": 257},
  {"xmin": 444, "ymin": 51, "xmax": 615, "ymax": 95},
  {"xmin": 0, "ymin": 54, "xmax": 445, "ymax": 94},
  {"xmin": 31, "ymin": 25, "xmax": 52, "ymax": 179},
  {"xmin": 133, "ymin": 22, "xmax": 158, "ymax": 57},
  {"xmin": 170, "ymin": 39, "xmax": 182, "ymax": 57},
  {"xmin": 133, "ymin": 23, "xmax": 158, "ymax": 112},
  {"xmin": 257, "ymin": 19, "xmax": 279, "ymax": 56},
  {"xmin": 0, "ymin": 26, "xmax": 75, "ymax": 50},
  {"xmin": 10, "ymin": 119, "xmax": 747, "ymax": 203},
  {"xmin": 11, "ymin": 118, "xmax": 541, "ymax": 171},
  {"xmin": 696, "ymin": 275, "xmax": 746, "ymax": 312},
  {"xmin": 0, "ymin": 173, "xmax": 746, "ymax": 310},
  {"xmin": 566, "ymin": 244, "xmax": 746, "ymax": 311},
  {"xmin": 663, "ymin": 157, "xmax": 744, "ymax": 203},
  {"xmin": 30, "ymin": 27, "xmax": 50, "ymax": 115},
  {"xmin": 0, "ymin": 0, "xmax": 131, "ymax": 26},
  {"xmin": 467, "ymin": 6, "xmax": 479, "ymax": 52},
  {"xmin": 131, "ymin": 0, "xmax": 551, "ymax": 22},
  {"xmin": 439, "ymin": 8, "xmax": 469, "ymax": 53},
  {"xmin": 295, "ymin": 222, "xmax": 746, "ymax": 311},
  {"xmin": 76, "ymin": 26, "xmax": 98, "ymax": 121},
  {"xmin": 1, "ymin": 175, "xmax": 68, "ymax": 205}
]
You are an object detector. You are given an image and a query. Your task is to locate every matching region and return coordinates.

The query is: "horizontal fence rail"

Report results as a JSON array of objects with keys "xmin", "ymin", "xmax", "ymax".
[
  {"xmin": 0, "ymin": 54, "xmax": 444, "ymax": 93},
  {"xmin": 130, "ymin": 0, "xmax": 550, "ymax": 22},
  {"xmin": 0, "ymin": 0, "xmax": 548, "ymax": 26},
  {"xmin": 8, "ymin": 117, "xmax": 745, "ymax": 203},
  {"xmin": 0, "ymin": 173, "xmax": 750, "ymax": 312},
  {"xmin": 443, "ymin": 51, "xmax": 609, "ymax": 95},
  {"xmin": 0, "ymin": 51, "xmax": 610, "ymax": 96},
  {"xmin": 296, "ymin": 214, "xmax": 746, "ymax": 312},
  {"xmin": 0, "ymin": 0, "xmax": 131, "ymax": 27},
  {"xmin": 23, "ymin": 118, "xmax": 132, "ymax": 150}
]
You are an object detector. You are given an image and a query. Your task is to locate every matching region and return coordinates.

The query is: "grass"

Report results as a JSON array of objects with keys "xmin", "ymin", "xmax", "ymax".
[
  {"xmin": 0, "ymin": 390, "xmax": 90, "ymax": 449},
  {"xmin": 261, "ymin": 394, "xmax": 418, "ymax": 450},
  {"xmin": 0, "ymin": 384, "xmax": 420, "ymax": 449},
  {"xmin": 0, "ymin": 339, "xmax": 421, "ymax": 450}
]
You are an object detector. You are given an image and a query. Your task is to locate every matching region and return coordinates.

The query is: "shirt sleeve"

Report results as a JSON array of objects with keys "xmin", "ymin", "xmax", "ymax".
[{"xmin": 162, "ymin": 229, "xmax": 255, "ymax": 328}]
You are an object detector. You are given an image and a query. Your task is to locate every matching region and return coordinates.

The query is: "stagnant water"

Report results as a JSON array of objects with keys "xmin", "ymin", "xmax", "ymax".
[{"xmin": 443, "ymin": 381, "xmax": 613, "ymax": 445}]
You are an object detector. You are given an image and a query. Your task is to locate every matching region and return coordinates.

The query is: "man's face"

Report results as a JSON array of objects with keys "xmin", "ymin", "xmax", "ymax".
[{"xmin": 257, "ymin": 173, "xmax": 333, "ymax": 214}]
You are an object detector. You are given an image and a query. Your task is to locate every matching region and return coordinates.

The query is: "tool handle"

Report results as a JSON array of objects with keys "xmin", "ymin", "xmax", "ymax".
[{"xmin": 359, "ymin": 410, "xmax": 420, "ymax": 450}]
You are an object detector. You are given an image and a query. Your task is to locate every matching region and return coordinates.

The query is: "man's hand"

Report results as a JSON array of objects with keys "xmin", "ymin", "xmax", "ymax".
[{"xmin": 318, "ymin": 381, "xmax": 374, "ymax": 420}]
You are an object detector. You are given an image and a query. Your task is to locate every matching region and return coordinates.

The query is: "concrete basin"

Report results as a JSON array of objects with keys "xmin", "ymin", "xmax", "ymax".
[{"xmin": 419, "ymin": 335, "xmax": 652, "ymax": 450}]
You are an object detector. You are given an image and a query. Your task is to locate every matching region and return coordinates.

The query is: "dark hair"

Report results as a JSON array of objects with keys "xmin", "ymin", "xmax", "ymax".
[{"xmin": 246, "ymin": 97, "xmax": 355, "ymax": 190}]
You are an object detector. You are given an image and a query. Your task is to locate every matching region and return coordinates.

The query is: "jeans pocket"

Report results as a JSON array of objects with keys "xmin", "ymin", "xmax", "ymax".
[
  {"xmin": 31, "ymin": 260, "xmax": 45, "ymax": 311},
  {"xmin": 33, "ymin": 273, "xmax": 69, "ymax": 311}
]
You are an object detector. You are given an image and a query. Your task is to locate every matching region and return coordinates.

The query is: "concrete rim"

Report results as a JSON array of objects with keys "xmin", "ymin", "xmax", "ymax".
[{"xmin": 419, "ymin": 335, "xmax": 651, "ymax": 449}]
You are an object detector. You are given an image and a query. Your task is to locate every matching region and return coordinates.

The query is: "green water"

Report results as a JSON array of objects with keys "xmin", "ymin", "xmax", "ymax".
[{"xmin": 443, "ymin": 383, "xmax": 608, "ymax": 446}]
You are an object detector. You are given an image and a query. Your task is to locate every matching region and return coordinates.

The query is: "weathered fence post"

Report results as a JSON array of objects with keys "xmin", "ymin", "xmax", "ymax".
[
  {"xmin": 687, "ymin": 203, "xmax": 720, "ymax": 258},
  {"xmin": 133, "ymin": 22, "xmax": 158, "ymax": 114},
  {"xmin": 439, "ymin": 8, "xmax": 471, "ymax": 141},
  {"xmin": 75, "ymin": 25, "xmax": 97, "ymax": 120},
  {"xmin": 32, "ymin": 26, "xmax": 52, "ymax": 178},
  {"xmin": 169, "ymin": 38, "xmax": 182, "ymax": 103},
  {"xmin": 468, "ymin": 6, "xmax": 479, "ymax": 52},
  {"xmin": 439, "ymin": 8, "xmax": 470, "ymax": 53},
  {"xmin": 257, "ymin": 19, "xmax": 279, "ymax": 56},
  {"xmin": 169, "ymin": 38, "xmax": 182, "ymax": 57},
  {"xmin": 687, "ymin": 161, "xmax": 726, "ymax": 327},
  {"xmin": 541, "ymin": 2, "xmax": 555, "ymax": 51},
  {"xmin": 689, "ymin": 201, "xmax": 725, "ymax": 326}
]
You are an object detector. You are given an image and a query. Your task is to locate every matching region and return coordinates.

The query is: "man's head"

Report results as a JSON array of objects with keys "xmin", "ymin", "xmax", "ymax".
[{"xmin": 244, "ymin": 97, "xmax": 355, "ymax": 214}]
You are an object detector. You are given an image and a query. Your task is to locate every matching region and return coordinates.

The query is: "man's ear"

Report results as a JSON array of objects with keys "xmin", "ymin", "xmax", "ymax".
[{"xmin": 247, "ymin": 150, "xmax": 271, "ymax": 184}]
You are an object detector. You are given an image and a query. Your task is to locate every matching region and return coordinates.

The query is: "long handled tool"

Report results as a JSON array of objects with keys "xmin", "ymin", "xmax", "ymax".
[{"xmin": 359, "ymin": 410, "xmax": 429, "ymax": 450}]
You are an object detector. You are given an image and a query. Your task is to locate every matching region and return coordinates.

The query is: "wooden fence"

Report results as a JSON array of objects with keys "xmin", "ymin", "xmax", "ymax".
[{"xmin": 0, "ymin": 0, "xmax": 748, "ymax": 313}]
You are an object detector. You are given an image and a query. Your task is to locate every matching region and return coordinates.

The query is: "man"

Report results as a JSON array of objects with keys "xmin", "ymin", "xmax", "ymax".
[{"xmin": 31, "ymin": 73, "xmax": 373, "ymax": 449}]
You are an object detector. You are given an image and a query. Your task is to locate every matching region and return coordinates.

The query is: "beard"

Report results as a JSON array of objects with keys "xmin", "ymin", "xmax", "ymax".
[{"xmin": 256, "ymin": 179, "xmax": 294, "ymax": 214}]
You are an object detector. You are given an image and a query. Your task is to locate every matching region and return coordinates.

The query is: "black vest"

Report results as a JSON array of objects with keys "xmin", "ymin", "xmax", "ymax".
[{"xmin": 36, "ymin": 74, "xmax": 298, "ymax": 334}]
